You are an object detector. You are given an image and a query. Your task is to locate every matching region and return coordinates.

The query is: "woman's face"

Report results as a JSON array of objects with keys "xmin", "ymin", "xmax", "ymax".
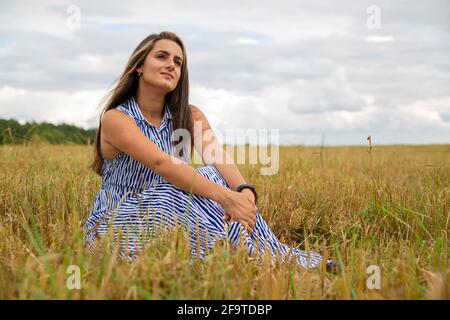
[{"xmin": 137, "ymin": 39, "xmax": 184, "ymax": 93}]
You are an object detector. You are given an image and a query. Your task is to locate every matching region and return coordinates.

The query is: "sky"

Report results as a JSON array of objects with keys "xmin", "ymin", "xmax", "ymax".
[{"xmin": 0, "ymin": 0, "xmax": 449, "ymax": 145}]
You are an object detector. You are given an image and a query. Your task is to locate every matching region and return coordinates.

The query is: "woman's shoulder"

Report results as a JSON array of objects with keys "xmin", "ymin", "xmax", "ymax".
[
  {"xmin": 102, "ymin": 99, "xmax": 134, "ymax": 121},
  {"xmin": 116, "ymin": 99, "xmax": 133, "ymax": 114},
  {"xmin": 101, "ymin": 107, "xmax": 135, "ymax": 130},
  {"xmin": 189, "ymin": 104, "xmax": 205, "ymax": 121}
]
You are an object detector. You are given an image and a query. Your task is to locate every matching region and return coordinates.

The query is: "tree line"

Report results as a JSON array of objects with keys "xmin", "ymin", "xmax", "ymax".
[{"xmin": 0, "ymin": 119, "xmax": 97, "ymax": 145}]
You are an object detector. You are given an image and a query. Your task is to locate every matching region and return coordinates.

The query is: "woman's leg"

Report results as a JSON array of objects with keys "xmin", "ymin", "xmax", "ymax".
[
  {"xmin": 102, "ymin": 177, "xmax": 226, "ymax": 260},
  {"xmin": 93, "ymin": 165, "xmax": 324, "ymax": 269},
  {"xmin": 194, "ymin": 165, "xmax": 323, "ymax": 269}
]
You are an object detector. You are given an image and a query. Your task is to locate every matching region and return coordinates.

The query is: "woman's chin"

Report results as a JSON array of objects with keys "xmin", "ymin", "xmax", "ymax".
[
  {"xmin": 151, "ymin": 83, "xmax": 176, "ymax": 94},
  {"xmin": 164, "ymin": 87, "xmax": 177, "ymax": 94}
]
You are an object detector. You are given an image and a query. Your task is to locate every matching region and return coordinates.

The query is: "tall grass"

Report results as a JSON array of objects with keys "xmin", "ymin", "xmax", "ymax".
[{"xmin": 0, "ymin": 143, "xmax": 448, "ymax": 299}]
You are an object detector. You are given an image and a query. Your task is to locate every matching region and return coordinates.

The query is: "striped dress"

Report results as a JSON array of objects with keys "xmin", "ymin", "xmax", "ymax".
[{"xmin": 83, "ymin": 96, "xmax": 323, "ymax": 269}]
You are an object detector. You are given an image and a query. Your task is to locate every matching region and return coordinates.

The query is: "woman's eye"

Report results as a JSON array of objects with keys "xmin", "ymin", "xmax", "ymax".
[{"xmin": 157, "ymin": 54, "xmax": 181, "ymax": 66}]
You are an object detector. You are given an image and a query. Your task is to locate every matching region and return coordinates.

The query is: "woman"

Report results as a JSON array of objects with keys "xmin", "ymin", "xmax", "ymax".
[{"xmin": 84, "ymin": 31, "xmax": 337, "ymax": 272}]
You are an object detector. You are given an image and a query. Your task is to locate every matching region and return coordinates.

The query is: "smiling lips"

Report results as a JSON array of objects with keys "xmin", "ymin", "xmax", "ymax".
[{"xmin": 161, "ymin": 72, "xmax": 174, "ymax": 80}]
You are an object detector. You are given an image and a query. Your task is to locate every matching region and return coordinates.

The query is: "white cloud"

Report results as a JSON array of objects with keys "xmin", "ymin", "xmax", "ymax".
[
  {"xmin": 230, "ymin": 37, "xmax": 260, "ymax": 45},
  {"xmin": 0, "ymin": 0, "xmax": 79, "ymax": 40},
  {"xmin": 288, "ymin": 67, "xmax": 367, "ymax": 114},
  {"xmin": 387, "ymin": 97, "xmax": 450, "ymax": 130},
  {"xmin": 0, "ymin": 41, "xmax": 16, "ymax": 58},
  {"xmin": 0, "ymin": 0, "xmax": 449, "ymax": 145},
  {"xmin": 0, "ymin": 86, "xmax": 104, "ymax": 128},
  {"xmin": 70, "ymin": 52, "xmax": 125, "ymax": 75},
  {"xmin": 364, "ymin": 35, "xmax": 395, "ymax": 43}
]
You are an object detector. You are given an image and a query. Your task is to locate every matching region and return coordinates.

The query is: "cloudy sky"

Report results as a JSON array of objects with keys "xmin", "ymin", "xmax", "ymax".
[{"xmin": 0, "ymin": 0, "xmax": 449, "ymax": 145}]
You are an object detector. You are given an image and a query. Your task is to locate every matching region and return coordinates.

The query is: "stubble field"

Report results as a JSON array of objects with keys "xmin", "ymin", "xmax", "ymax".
[{"xmin": 0, "ymin": 143, "xmax": 448, "ymax": 299}]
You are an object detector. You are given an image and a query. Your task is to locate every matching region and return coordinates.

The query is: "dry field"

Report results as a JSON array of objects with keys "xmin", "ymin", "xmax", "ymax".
[{"xmin": 0, "ymin": 143, "xmax": 448, "ymax": 299}]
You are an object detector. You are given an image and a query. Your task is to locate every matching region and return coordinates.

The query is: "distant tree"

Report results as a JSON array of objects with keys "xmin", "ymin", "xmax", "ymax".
[{"xmin": 0, "ymin": 119, "xmax": 97, "ymax": 145}]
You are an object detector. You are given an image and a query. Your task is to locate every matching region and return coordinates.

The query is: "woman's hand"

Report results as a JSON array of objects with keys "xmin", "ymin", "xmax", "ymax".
[
  {"xmin": 240, "ymin": 188, "xmax": 256, "ymax": 205},
  {"xmin": 220, "ymin": 190, "xmax": 257, "ymax": 234}
]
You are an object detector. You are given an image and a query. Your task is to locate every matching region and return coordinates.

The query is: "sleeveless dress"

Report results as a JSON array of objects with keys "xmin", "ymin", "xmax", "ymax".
[{"xmin": 83, "ymin": 96, "xmax": 323, "ymax": 269}]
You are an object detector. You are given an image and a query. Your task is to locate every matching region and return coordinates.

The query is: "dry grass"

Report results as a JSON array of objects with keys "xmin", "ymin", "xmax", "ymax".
[{"xmin": 0, "ymin": 143, "xmax": 448, "ymax": 299}]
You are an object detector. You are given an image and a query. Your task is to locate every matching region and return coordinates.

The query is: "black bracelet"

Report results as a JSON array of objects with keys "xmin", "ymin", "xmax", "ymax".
[{"xmin": 236, "ymin": 183, "xmax": 258, "ymax": 204}]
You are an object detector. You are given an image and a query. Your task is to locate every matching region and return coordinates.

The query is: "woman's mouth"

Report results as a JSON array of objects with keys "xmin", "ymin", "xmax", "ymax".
[{"xmin": 161, "ymin": 73, "xmax": 173, "ymax": 80}]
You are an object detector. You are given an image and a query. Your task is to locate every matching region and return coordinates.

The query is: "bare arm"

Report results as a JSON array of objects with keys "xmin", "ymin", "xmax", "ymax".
[
  {"xmin": 190, "ymin": 105, "xmax": 256, "ymax": 204},
  {"xmin": 102, "ymin": 109, "xmax": 229, "ymax": 203},
  {"xmin": 101, "ymin": 108, "xmax": 257, "ymax": 231}
]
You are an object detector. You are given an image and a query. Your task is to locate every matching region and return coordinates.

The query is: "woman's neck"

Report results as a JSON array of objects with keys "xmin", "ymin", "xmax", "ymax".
[{"xmin": 135, "ymin": 87, "xmax": 165, "ymax": 119}]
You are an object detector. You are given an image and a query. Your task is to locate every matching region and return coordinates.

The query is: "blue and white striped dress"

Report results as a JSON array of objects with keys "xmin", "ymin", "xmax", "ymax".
[{"xmin": 83, "ymin": 96, "xmax": 323, "ymax": 268}]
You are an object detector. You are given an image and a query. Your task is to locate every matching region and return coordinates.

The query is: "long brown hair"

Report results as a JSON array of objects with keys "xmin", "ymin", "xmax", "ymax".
[{"xmin": 91, "ymin": 31, "xmax": 192, "ymax": 175}]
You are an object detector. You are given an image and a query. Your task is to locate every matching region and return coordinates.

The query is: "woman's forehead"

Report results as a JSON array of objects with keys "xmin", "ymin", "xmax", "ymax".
[{"xmin": 152, "ymin": 39, "xmax": 183, "ymax": 59}]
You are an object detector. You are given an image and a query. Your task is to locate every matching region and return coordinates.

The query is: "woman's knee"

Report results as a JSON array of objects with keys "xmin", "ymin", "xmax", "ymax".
[{"xmin": 196, "ymin": 165, "xmax": 229, "ymax": 187}]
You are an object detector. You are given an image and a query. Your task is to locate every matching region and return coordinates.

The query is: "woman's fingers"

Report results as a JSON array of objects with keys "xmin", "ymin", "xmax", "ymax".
[
  {"xmin": 228, "ymin": 211, "xmax": 256, "ymax": 234},
  {"xmin": 247, "ymin": 216, "xmax": 256, "ymax": 230},
  {"xmin": 222, "ymin": 190, "xmax": 258, "ymax": 233},
  {"xmin": 242, "ymin": 221, "xmax": 253, "ymax": 234},
  {"xmin": 250, "ymin": 208, "xmax": 257, "ymax": 225},
  {"xmin": 251, "ymin": 214, "xmax": 257, "ymax": 226}
]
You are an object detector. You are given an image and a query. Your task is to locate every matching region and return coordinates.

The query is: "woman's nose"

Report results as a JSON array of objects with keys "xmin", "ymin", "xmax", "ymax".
[{"xmin": 166, "ymin": 60, "xmax": 175, "ymax": 70}]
